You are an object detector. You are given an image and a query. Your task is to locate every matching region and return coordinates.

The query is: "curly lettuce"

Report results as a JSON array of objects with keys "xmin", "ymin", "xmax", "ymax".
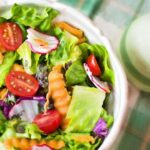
[
  {"xmin": 11, "ymin": 4, "xmax": 59, "ymax": 32},
  {"xmin": 0, "ymin": 52, "xmax": 18, "ymax": 87},
  {"xmin": 46, "ymin": 29, "xmax": 82, "ymax": 67},
  {"xmin": 79, "ymin": 43, "xmax": 114, "ymax": 85},
  {"xmin": 0, "ymin": 17, "xmax": 6, "ymax": 24},
  {"xmin": 0, "ymin": 119, "xmax": 42, "ymax": 141},
  {"xmin": 17, "ymin": 42, "xmax": 40, "ymax": 74},
  {"xmin": 65, "ymin": 61, "xmax": 87, "ymax": 86},
  {"xmin": 46, "ymin": 131, "xmax": 101, "ymax": 150},
  {"xmin": 0, "ymin": 111, "xmax": 6, "ymax": 135}
]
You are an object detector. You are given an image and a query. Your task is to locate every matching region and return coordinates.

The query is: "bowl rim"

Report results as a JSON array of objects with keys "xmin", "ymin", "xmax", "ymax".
[{"xmin": 0, "ymin": 0, "xmax": 128, "ymax": 149}]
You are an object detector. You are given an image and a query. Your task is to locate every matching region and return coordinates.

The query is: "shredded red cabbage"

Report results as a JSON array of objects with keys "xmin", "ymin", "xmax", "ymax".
[
  {"xmin": 93, "ymin": 118, "xmax": 108, "ymax": 138},
  {"xmin": 0, "ymin": 100, "xmax": 12, "ymax": 118}
]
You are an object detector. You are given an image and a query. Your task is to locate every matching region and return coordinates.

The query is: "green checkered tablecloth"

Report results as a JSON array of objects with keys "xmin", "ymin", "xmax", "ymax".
[{"xmin": 59, "ymin": 0, "xmax": 150, "ymax": 150}]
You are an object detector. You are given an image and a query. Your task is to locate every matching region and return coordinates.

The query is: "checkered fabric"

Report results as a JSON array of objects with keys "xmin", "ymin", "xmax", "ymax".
[{"xmin": 59, "ymin": 0, "xmax": 150, "ymax": 150}]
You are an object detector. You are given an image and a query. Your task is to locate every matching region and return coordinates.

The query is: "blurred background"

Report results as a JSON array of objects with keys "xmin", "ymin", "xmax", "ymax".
[{"xmin": 58, "ymin": 0, "xmax": 150, "ymax": 150}]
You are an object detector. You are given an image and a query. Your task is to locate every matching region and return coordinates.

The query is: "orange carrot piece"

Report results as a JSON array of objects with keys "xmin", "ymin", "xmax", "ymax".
[
  {"xmin": 0, "ymin": 52, "xmax": 4, "ymax": 64},
  {"xmin": 11, "ymin": 64, "xmax": 25, "ymax": 72},
  {"xmin": 0, "ymin": 88, "xmax": 8, "ymax": 100},
  {"xmin": 77, "ymin": 37, "xmax": 87, "ymax": 44},
  {"xmin": 48, "ymin": 140, "xmax": 65, "ymax": 149},
  {"xmin": 55, "ymin": 22, "xmax": 84, "ymax": 38}
]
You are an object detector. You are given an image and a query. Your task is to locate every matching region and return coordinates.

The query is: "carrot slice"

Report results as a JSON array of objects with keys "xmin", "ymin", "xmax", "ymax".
[
  {"xmin": 0, "ymin": 88, "xmax": 8, "ymax": 100},
  {"xmin": 11, "ymin": 64, "xmax": 25, "ymax": 72},
  {"xmin": 55, "ymin": 22, "xmax": 84, "ymax": 38},
  {"xmin": 77, "ymin": 37, "xmax": 87, "ymax": 44},
  {"xmin": 0, "ymin": 52, "xmax": 4, "ymax": 64}
]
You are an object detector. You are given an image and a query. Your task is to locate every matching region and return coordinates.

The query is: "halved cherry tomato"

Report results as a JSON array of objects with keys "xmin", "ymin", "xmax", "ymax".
[
  {"xmin": 33, "ymin": 110, "xmax": 61, "ymax": 134},
  {"xmin": 5, "ymin": 71, "xmax": 39, "ymax": 97},
  {"xmin": 0, "ymin": 22, "xmax": 23, "ymax": 51},
  {"xmin": 87, "ymin": 54, "xmax": 101, "ymax": 76}
]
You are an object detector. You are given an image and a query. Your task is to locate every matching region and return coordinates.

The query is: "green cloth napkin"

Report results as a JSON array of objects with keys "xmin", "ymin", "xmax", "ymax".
[{"xmin": 58, "ymin": 0, "xmax": 150, "ymax": 150}]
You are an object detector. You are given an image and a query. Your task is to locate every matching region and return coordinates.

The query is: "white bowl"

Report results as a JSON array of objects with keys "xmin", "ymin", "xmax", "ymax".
[{"xmin": 0, "ymin": 0, "xmax": 128, "ymax": 149}]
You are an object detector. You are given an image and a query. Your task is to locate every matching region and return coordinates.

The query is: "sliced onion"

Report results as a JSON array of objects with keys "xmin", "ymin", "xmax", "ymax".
[
  {"xmin": 31, "ymin": 144, "xmax": 52, "ymax": 150},
  {"xmin": 84, "ymin": 63, "xmax": 110, "ymax": 93},
  {"xmin": 26, "ymin": 28, "xmax": 59, "ymax": 54},
  {"xmin": 9, "ymin": 100, "xmax": 39, "ymax": 122}
]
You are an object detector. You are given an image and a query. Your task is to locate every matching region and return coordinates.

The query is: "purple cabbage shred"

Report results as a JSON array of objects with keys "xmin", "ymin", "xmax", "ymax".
[
  {"xmin": 0, "ymin": 100, "xmax": 12, "ymax": 118},
  {"xmin": 93, "ymin": 118, "xmax": 108, "ymax": 138}
]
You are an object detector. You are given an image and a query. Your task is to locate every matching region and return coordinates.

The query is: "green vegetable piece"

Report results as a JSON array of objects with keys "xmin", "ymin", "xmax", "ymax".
[
  {"xmin": 80, "ymin": 43, "xmax": 114, "ymax": 85},
  {"xmin": 65, "ymin": 61, "xmax": 87, "ymax": 86},
  {"xmin": 65, "ymin": 86, "xmax": 106, "ymax": 132},
  {"xmin": 100, "ymin": 108, "xmax": 114, "ymax": 128},
  {"xmin": 17, "ymin": 42, "xmax": 40, "ymax": 75},
  {"xmin": 0, "ymin": 111, "xmax": 6, "ymax": 122},
  {"xmin": 63, "ymin": 133, "xmax": 101, "ymax": 150},
  {"xmin": 46, "ymin": 131, "xmax": 101, "ymax": 150},
  {"xmin": 0, "ymin": 52, "xmax": 18, "ymax": 87},
  {"xmin": 0, "ymin": 111, "xmax": 6, "ymax": 135},
  {"xmin": 11, "ymin": 4, "xmax": 59, "ymax": 32},
  {"xmin": 47, "ymin": 31, "xmax": 82, "ymax": 67},
  {"xmin": 0, "ymin": 17, "xmax": 6, "ymax": 24},
  {"xmin": 19, "ymin": 123, "xmax": 42, "ymax": 140},
  {"xmin": 0, "ymin": 128, "xmax": 16, "ymax": 141}
]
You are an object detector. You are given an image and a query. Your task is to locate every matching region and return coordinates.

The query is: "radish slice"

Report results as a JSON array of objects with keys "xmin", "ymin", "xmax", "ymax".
[
  {"xmin": 84, "ymin": 63, "xmax": 110, "ymax": 93},
  {"xmin": 9, "ymin": 100, "xmax": 39, "ymax": 122},
  {"xmin": 31, "ymin": 144, "xmax": 52, "ymax": 150},
  {"xmin": 26, "ymin": 28, "xmax": 59, "ymax": 54}
]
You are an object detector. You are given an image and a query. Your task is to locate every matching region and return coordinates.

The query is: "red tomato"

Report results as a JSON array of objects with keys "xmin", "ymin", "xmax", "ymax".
[
  {"xmin": 0, "ymin": 22, "xmax": 23, "ymax": 51},
  {"xmin": 33, "ymin": 110, "xmax": 61, "ymax": 134},
  {"xmin": 87, "ymin": 54, "xmax": 101, "ymax": 76},
  {"xmin": 5, "ymin": 71, "xmax": 39, "ymax": 97}
]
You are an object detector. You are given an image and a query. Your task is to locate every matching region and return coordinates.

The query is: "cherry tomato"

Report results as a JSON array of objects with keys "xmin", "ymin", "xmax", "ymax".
[
  {"xmin": 0, "ymin": 22, "xmax": 23, "ymax": 51},
  {"xmin": 33, "ymin": 110, "xmax": 61, "ymax": 134},
  {"xmin": 86, "ymin": 54, "xmax": 101, "ymax": 76},
  {"xmin": 5, "ymin": 71, "xmax": 39, "ymax": 97}
]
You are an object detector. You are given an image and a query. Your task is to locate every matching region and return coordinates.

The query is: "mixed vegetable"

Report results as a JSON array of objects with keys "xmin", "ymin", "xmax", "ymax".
[{"xmin": 0, "ymin": 4, "xmax": 114, "ymax": 150}]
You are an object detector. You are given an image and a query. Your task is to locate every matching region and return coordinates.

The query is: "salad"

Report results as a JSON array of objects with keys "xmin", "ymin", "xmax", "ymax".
[{"xmin": 0, "ymin": 4, "xmax": 114, "ymax": 150}]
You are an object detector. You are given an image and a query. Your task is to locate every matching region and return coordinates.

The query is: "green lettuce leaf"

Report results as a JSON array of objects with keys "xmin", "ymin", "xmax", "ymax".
[
  {"xmin": 17, "ymin": 42, "xmax": 40, "ymax": 74},
  {"xmin": 0, "ymin": 17, "xmax": 6, "ymax": 24},
  {"xmin": 0, "ymin": 111, "xmax": 6, "ymax": 135},
  {"xmin": 100, "ymin": 108, "xmax": 114, "ymax": 128},
  {"xmin": 11, "ymin": 4, "xmax": 59, "ymax": 32},
  {"xmin": 16, "ymin": 123, "xmax": 42, "ymax": 140},
  {"xmin": 0, "ymin": 111, "xmax": 6, "ymax": 121},
  {"xmin": 65, "ymin": 86, "xmax": 106, "ymax": 133},
  {"xmin": 79, "ymin": 43, "xmax": 114, "ymax": 85},
  {"xmin": 0, "ymin": 52, "xmax": 18, "ymax": 87},
  {"xmin": 63, "ymin": 133, "xmax": 101, "ymax": 150},
  {"xmin": 46, "ymin": 30, "xmax": 82, "ymax": 67},
  {"xmin": 65, "ymin": 61, "xmax": 87, "ymax": 86},
  {"xmin": 46, "ymin": 131, "xmax": 101, "ymax": 150},
  {"xmin": 0, "ymin": 119, "xmax": 42, "ymax": 141},
  {"xmin": 0, "ymin": 128, "xmax": 16, "ymax": 141},
  {"xmin": 0, "ymin": 119, "xmax": 19, "ymax": 141}
]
